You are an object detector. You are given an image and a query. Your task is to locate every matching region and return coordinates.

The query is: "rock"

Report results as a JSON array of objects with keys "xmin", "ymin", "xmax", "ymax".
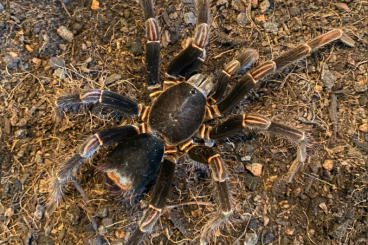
[
  {"xmin": 34, "ymin": 204, "xmax": 45, "ymax": 220},
  {"xmin": 262, "ymin": 231, "xmax": 275, "ymax": 244},
  {"xmin": 184, "ymin": 12, "xmax": 196, "ymax": 25},
  {"xmin": 241, "ymin": 155, "xmax": 251, "ymax": 162},
  {"xmin": 334, "ymin": 3, "xmax": 350, "ymax": 12},
  {"xmin": 322, "ymin": 159, "xmax": 333, "ymax": 170},
  {"xmin": 35, "ymin": 151, "xmax": 43, "ymax": 166},
  {"xmin": 246, "ymin": 163, "xmax": 263, "ymax": 176},
  {"xmin": 105, "ymin": 74, "xmax": 122, "ymax": 85},
  {"xmin": 328, "ymin": 219, "xmax": 350, "ymax": 238},
  {"xmin": 354, "ymin": 75, "xmax": 367, "ymax": 92},
  {"xmin": 216, "ymin": 0, "xmax": 228, "ymax": 6},
  {"xmin": 244, "ymin": 233, "xmax": 258, "ymax": 245},
  {"xmin": 289, "ymin": 7, "xmax": 300, "ymax": 16},
  {"xmin": 95, "ymin": 208, "xmax": 108, "ymax": 218},
  {"xmin": 102, "ymin": 217, "xmax": 113, "ymax": 227},
  {"xmin": 15, "ymin": 129, "xmax": 27, "ymax": 139},
  {"xmin": 49, "ymin": 57, "xmax": 65, "ymax": 69},
  {"xmin": 263, "ymin": 22, "xmax": 278, "ymax": 34},
  {"xmin": 255, "ymin": 15, "xmax": 266, "ymax": 24},
  {"xmin": 321, "ymin": 70, "xmax": 336, "ymax": 90},
  {"xmin": 3, "ymin": 55, "xmax": 20, "ymax": 69},
  {"xmin": 57, "ymin": 26, "xmax": 74, "ymax": 42},
  {"xmin": 259, "ymin": 0, "xmax": 270, "ymax": 13},
  {"xmin": 232, "ymin": 0, "xmax": 245, "ymax": 11},
  {"xmin": 126, "ymin": 39, "xmax": 143, "ymax": 56},
  {"xmin": 237, "ymin": 12, "xmax": 249, "ymax": 27},
  {"xmin": 54, "ymin": 68, "xmax": 67, "ymax": 79},
  {"xmin": 244, "ymin": 172, "xmax": 259, "ymax": 191}
]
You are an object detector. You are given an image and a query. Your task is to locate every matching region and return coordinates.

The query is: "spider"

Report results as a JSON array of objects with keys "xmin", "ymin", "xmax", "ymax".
[{"xmin": 47, "ymin": 0, "xmax": 354, "ymax": 244}]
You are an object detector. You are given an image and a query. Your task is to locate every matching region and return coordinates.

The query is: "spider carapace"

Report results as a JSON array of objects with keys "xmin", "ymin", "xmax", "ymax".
[{"xmin": 47, "ymin": 0, "xmax": 354, "ymax": 244}]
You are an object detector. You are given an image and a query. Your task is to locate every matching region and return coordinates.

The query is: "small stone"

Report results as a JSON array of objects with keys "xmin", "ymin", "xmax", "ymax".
[
  {"xmin": 126, "ymin": 39, "xmax": 143, "ymax": 56},
  {"xmin": 259, "ymin": 0, "xmax": 270, "ymax": 13},
  {"xmin": 4, "ymin": 207, "xmax": 14, "ymax": 217},
  {"xmin": 32, "ymin": 58, "xmax": 42, "ymax": 65},
  {"xmin": 25, "ymin": 45, "xmax": 34, "ymax": 52},
  {"xmin": 3, "ymin": 55, "xmax": 20, "ymax": 69},
  {"xmin": 246, "ymin": 163, "xmax": 263, "ymax": 176},
  {"xmin": 34, "ymin": 204, "xmax": 45, "ymax": 220},
  {"xmin": 322, "ymin": 159, "xmax": 333, "ymax": 170},
  {"xmin": 285, "ymin": 228, "xmax": 295, "ymax": 235},
  {"xmin": 95, "ymin": 208, "xmax": 108, "ymax": 218},
  {"xmin": 115, "ymin": 229, "xmax": 125, "ymax": 239},
  {"xmin": 59, "ymin": 44, "xmax": 67, "ymax": 51},
  {"xmin": 216, "ymin": 0, "xmax": 227, "ymax": 6},
  {"xmin": 15, "ymin": 129, "xmax": 27, "ymax": 139},
  {"xmin": 321, "ymin": 70, "xmax": 336, "ymax": 90},
  {"xmin": 289, "ymin": 7, "xmax": 300, "ymax": 16},
  {"xmin": 16, "ymin": 149, "xmax": 25, "ymax": 159},
  {"xmin": 313, "ymin": 84, "xmax": 323, "ymax": 93},
  {"xmin": 237, "ymin": 12, "xmax": 249, "ymax": 27},
  {"xmin": 102, "ymin": 217, "xmax": 113, "ymax": 227},
  {"xmin": 328, "ymin": 219, "xmax": 350, "ymax": 238},
  {"xmin": 354, "ymin": 75, "xmax": 367, "ymax": 92},
  {"xmin": 358, "ymin": 95, "xmax": 367, "ymax": 106},
  {"xmin": 184, "ymin": 12, "xmax": 196, "ymax": 25},
  {"xmin": 263, "ymin": 231, "xmax": 275, "ymax": 244},
  {"xmin": 279, "ymin": 200, "xmax": 290, "ymax": 209},
  {"xmin": 98, "ymin": 225, "xmax": 107, "ymax": 235},
  {"xmin": 49, "ymin": 57, "xmax": 65, "ymax": 69},
  {"xmin": 319, "ymin": 202, "xmax": 328, "ymax": 214},
  {"xmin": 244, "ymin": 172, "xmax": 259, "ymax": 191},
  {"xmin": 255, "ymin": 15, "xmax": 266, "ymax": 24},
  {"xmin": 358, "ymin": 124, "xmax": 367, "ymax": 133},
  {"xmin": 54, "ymin": 68, "xmax": 67, "ymax": 79},
  {"xmin": 251, "ymin": 0, "xmax": 258, "ymax": 9},
  {"xmin": 241, "ymin": 155, "xmax": 251, "ymax": 162},
  {"xmin": 263, "ymin": 22, "xmax": 278, "ymax": 34},
  {"xmin": 334, "ymin": 3, "xmax": 350, "ymax": 12},
  {"xmin": 35, "ymin": 151, "xmax": 43, "ymax": 166},
  {"xmin": 244, "ymin": 232, "xmax": 258, "ymax": 245},
  {"xmin": 57, "ymin": 26, "xmax": 74, "ymax": 42},
  {"xmin": 105, "ymin": 74, "xmax": 122, "ymax": 85}
]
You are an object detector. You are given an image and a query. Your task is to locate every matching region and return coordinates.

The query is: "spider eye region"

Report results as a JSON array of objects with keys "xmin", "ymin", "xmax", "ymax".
[{"xmin": 149, "ymin": 82, "xmax": 207, "ymax": 145}]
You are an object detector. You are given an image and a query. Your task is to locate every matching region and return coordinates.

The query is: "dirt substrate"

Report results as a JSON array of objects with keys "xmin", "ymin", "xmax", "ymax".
[{"xmin": 0, "ymin": 0, "xmax": 367, "ymax": 244}]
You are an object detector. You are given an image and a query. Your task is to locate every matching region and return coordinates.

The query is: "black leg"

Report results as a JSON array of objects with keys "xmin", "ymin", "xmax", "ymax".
[
  {"xmin": 166, "ymin": 0, "xmax": 211, "ymax": 79},
  {"xmin": 208, "ymin": 49, "xmax": 259, "ymax": 103},
  {"xmin": 208, "ymin": 29, "xmax": 354, "ymax": 116},
  {"xmin": 140, "ymin": 0, "xmax": 161, "ymax": 91},
  {"xmin": 56, "ymin": 89, "xmax": 142, "ymax": 119},
  {"xmin": 127, "ymin": 157, "xmax": 176, "ymax": 245},
  {"xmin": 47, "ymin": 126, "xmax": 139, "ymax": 215},
  {"xmin": 188, "ymin": 146, "xmax": 232, "ymax": 215},
  {"xmin": 208, "ymin": 114, "xmax": 307, "ymax": 162}
]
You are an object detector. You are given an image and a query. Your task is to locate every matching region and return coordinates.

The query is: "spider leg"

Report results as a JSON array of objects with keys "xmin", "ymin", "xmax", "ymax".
[
  {"xmin": 207, "ymin": 29, "xmax": 355, "ymax": 116},
  {"xmin": 205, "ymin": 114, "xmax": 307, "ymax": 162},
  {"xmin": 165, "ymin": 0, "xmax": 211, "ymax": 80},
  {"xmin": 140, "ymin": 0, "xmax": 161, "ymax": 91},
  {"xmin": 47, "ymin": 126, "xmax": 139, "ymax": 215},
  {"xmin": 127, "ymin": 157, "xmax": 176, "ymax": 245},
  {"xmin": 208, "ymin": 49, "xmax": 259, "ymax": 103},
  {"xmin": 56, "ymin": 89, "xmax": 142, "ymax": 119}
]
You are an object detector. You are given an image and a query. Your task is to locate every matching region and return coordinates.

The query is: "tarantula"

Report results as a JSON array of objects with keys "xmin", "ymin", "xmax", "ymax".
[{"xmin": 48, "ymin": 0, "xmax": 354, "ymax": 244}]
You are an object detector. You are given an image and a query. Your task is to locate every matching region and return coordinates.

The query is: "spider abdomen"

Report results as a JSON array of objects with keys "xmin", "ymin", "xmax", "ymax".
[{"xmin": 148, "ymin": 82, "xmax": 206, "ymax": 145}]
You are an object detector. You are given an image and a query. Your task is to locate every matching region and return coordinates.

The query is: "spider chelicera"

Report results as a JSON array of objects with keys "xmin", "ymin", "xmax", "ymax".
[{"xmin": 47, "ymin": 0, "xmax": 354, "ymax": 244}]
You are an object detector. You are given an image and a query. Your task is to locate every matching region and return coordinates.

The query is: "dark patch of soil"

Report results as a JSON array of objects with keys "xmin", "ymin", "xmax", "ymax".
[{"xmin": 0, "ymin": 0, "xmax": 367, "ymax": 244}]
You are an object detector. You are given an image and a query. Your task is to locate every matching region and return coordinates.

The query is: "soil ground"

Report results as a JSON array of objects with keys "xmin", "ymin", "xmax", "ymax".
[{"xmin": 0, "ymin": 0, "xmax": 367, "ymax": 244}]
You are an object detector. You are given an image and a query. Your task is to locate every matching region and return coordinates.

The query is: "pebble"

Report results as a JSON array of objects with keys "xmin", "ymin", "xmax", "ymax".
[
  {"xmin": 34, "ymin": 204, "xmax": 45, "ymax": 220},
  {"xmin": 244, "ymin": 233, "xmax": 258, "ymax": 245},
  {"xmin": 246, "ymin": 163, "xmax": 263, "ymax": 176},
  {"xmin": 328, "ymin": 219, "xmax": 350, "ymax": 238},
  {"xmin": 49, "ymin": 57, "xmax": 65, "ymax": 69},
  {"xmin": 184, "ymin": 12, "xmax": 196, "ymax": 25},
  {"xmin": 354, "ymin": 75, "xmax": 367, "ymax": 92},
  {"xmin": 244, "ymin": 172, "xmax": 259, "ymax": 191},
  {"xmin": 35, "ymin": 151, "xmax": 43, "ymax": 166},
  {"xmin": 241, "ymin": 155, "xmax": 251, "ymax": 162},
  {"xmin": 322, "ymin": 159, "xmax": 334, "ymax": 170},
  {"xmin": 95, "ymin": 208, "xmax": 108, "ymax": 218},
  {"xmin": 255, "ymin": 15, "xmax": 266, "ymax": 24},
  {"xmin": 54, "ymin": 68, "xmax": 67, "ymax": 79},
  {"xmin": 289, "ymin": 7, "xmax": 300, "ymax": 16},
  {"xmin": 15, "ymin": 129, "xmax": 27, "ymax": 139},
  {"xmin": 321, "ymin": 70, "xmax": 336, "ymax": 90},
  {"xmin": 262, "ymin": 231, "xmax": 275, "ymax": 244},
  {"xmin": 263, "ymin": 22, "xmax": 278, "ymax": 34},
  {"xmin": 3, "ymin": 55, "xmax": 20, "ymax": 69},
  {"xmin": 57, "ymin": 26, "xmax": 74, "ymax": 42},
  {"xmin": 105, "ymin": 74, "xmax": 122, "ymax": 85},
  {"xmin": 237, "ymin": 12, "xmax": 249, "ymax": 27},
  {"xmin": 216, "ymin": 0, "xmax": 227, "ymax": 6},
  {"xmin": 334, "ymin": 3, "xmax": 350, "ymax": 12},
  {"xmin": 126, "ymin": 39, "xmax": 143, "ymax": 56},
  {"xmin": 259, "ymin": 0, "xmax": 270, "ymax": 13},
  {"xmin": 102, "ymin": 217, "xmax": 113, "ymax": 227}
]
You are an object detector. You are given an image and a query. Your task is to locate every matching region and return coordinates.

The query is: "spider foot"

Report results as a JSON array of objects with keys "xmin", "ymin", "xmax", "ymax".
[{"xmin": 200, "ymin": 211, "xmax": 232, "ymax": 245}]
